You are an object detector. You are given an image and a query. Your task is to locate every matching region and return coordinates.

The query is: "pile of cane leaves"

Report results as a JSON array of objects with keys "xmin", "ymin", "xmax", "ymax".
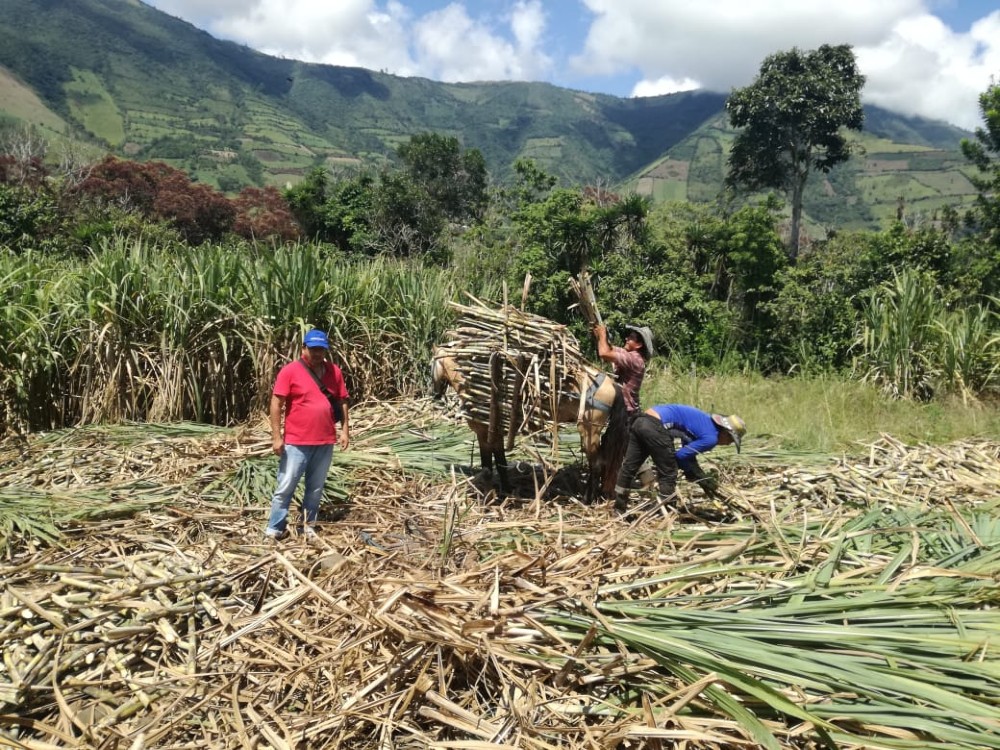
[
  {"xmin": 540, "ymin": 502, "xmax": 1000, "ymax": 749},
  {"xmin": 1, "ymin": 400, "xmax": 998, "ymax": 749}
]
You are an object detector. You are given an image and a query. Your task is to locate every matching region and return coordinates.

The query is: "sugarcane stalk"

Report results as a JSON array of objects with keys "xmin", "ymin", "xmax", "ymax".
[{"xmin": 569, "ymin": 271, "xmax": 603, "ymax": 327}]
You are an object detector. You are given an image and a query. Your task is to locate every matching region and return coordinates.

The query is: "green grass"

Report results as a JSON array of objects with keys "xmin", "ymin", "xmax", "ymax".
[
  {"xmin": 858, "ymin": 173, "xmax": 940, "ymax": 201},
  {"xmin": 644, "ymin": 367, "xmax": 1000, "ymax": 454},
  {"xmin": 64, "ymin": 69, "xmax": 125, "ymax": 146},
  {"xmin": 909, "ymin": 170, "xmax": 977, "ymax": 194},
  {"xmin": 855, "ymin": 135, "xmax": 934, "ymax": 154}
]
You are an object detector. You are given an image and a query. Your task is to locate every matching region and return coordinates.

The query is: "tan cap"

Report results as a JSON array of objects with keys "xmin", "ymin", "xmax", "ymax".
[{"xmin": 712, "ymin": 413, "xmax": 746, "ymax": 452}]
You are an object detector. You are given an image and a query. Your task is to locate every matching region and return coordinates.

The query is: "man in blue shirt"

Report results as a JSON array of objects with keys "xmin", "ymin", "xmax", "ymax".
[{"xmin": 614, "ymin": 404, "xmax": 746, "ymax": 515}]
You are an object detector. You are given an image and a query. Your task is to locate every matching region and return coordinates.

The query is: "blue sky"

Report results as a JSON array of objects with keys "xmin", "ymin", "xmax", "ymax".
[{"xmin": 144, "ymin": 0, "xmax": 1000, "ymax": 130}]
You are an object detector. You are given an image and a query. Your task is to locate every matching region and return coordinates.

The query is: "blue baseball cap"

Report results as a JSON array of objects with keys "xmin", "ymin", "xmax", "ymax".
[{"xmin": 303, "ymin": 329, "xmax": 329, "ymax": 349}]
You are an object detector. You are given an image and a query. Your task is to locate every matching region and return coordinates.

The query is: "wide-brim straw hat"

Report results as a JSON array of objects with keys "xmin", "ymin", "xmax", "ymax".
[{"xmin": 624, "ymin": 324, "xmax": 655, "ymax": 359}]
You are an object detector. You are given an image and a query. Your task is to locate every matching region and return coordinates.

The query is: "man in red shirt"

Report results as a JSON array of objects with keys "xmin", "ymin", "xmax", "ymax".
[
  {"xmin": 593, "ymin": 323, "xmax": 654, "ymax": 416},
  {"xmin": 264, "ymin": 329, "xmax": 350, "ymax": 540}
]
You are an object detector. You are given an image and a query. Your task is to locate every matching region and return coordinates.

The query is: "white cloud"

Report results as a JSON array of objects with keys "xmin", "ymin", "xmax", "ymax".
[
  {"xmin": 510, "ymin": 1, "xmax": 546, "ymax": 53},
  {"xmin": 631, "ymin": 75, "xmax": 700, "ymax": 98},
  {"xmin": 573, "ymin": 0, "xmax": 996, "ymax": 129},
  {"xmin": 208, "ymin": 1, "xmax": 418, "ymax": 75},
  {"xmin": 142, "ymin": 0, "xmax": 999, "ymax": 130},
  {"xmin": 143, "ymin": 0, "xmax": 262, "ymax": 29},
  {"xmin": 411, "ymin": 1, "xmax": 552, "ymax": 82},
  {"xmin": 574, "ymin": 0, "xmax": 923, "ymax": 86},
  {"xmin": 147, "ymin": 0, "xmax": 551, "ymax": 83},
  {"xmin": 857, "ymin": 11, "xmax": 1000, "ymax": 129}
]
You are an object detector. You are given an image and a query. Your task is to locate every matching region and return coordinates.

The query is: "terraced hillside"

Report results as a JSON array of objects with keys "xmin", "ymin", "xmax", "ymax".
[
  {"xmin": 626, "ymin": 110, "xmax": 978, "ymax": 232},
  {"xmin": 0, "ymin": 0, "xmax": 981, "ymax": 231},
  {"xmin": 0, "ymin": 0, "xmax": 719, "ymax": 189}
]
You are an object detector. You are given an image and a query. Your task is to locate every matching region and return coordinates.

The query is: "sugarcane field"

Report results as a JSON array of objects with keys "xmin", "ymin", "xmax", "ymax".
[{"xmin": 2, "ymin": 290, "xmax": 1000, "ymax": 750}]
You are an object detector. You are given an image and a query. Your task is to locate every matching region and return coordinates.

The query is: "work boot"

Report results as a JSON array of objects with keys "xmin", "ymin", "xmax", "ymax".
[
  {"xmin": 656, "ymin": 485, "xmax": 679, "ymax": 512},
  {"xmin": 264, "ymin": 528, "xmax": 285, "ymax": 542},
  {"xmin": 613, "ymin": 487, "xmax": 630, "ymax": 515},
  {"xmin": 635, "ymin": 465, "xmax": 656, "ymax": 489}
]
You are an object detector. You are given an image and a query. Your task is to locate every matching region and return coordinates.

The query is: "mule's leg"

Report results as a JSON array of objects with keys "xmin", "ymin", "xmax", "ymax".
[
  {"xmin": 493, "ymin": 443, "xmax": 510, "ymax": 495},
  {"xmin": 579, "ymin": 421, "xmax": 603, "ymax": 504},
  {"xmin": 469, "ymin": 423, "xmax": 510, "ymax": 496},
  {"xmin": 471, "ymin": 420, "xmax": 509, "ymax": 497},
  {"xmin": 469, "ymin": 420, "xmax": 493, "ymax": 472}
]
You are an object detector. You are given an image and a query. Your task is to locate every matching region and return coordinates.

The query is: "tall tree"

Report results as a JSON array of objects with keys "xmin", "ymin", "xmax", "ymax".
[
  {"xmin": 961, "ymin": 80, "xmax": 1000, "ymax": 253},
  {"xmin": 396, "ymin": 133, "xmax": 488, "ymax": 224},
  {"xmin": 725, "ymin": 44, "xmax": 864, "ymax": 260}
]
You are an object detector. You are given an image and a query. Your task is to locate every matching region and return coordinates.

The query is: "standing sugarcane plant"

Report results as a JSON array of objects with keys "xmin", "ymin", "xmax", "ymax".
[
  {"xmin": 0, "ymin": 236, "xmax": 495, "ymax": 435},
  {"xmin": 856, "ymin": 268, "xmax": 943, "ymax": 399},
  {"xmin": 856, "ymin": 270, "xmax": 1000, "ymax": 401},
  {"xmin": 933, "ymin": 299, "xmax": 1000, "ymax": 403}
]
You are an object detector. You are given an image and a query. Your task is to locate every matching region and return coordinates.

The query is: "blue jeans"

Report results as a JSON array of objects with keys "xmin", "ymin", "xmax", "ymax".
[{"xmin": 265, "ymin": 444, "xmax": 334, "ymax": 534}]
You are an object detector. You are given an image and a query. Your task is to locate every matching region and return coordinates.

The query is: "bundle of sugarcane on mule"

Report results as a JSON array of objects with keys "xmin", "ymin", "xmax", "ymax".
[
  {"xmin": 431, "ymin": 292, "xmax": 628, "ymax": 503},
  {"xmin": 432, "ymin": 274, "xmax": 747, "ymax": 514}
]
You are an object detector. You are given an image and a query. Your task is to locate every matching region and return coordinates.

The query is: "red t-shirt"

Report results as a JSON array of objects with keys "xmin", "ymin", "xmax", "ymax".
[
  {"xmin": 611, "ymin": 347, "xmax": 645, "ymax": 413},
  {"xmin": 273, "ymin": 359, "xmax": 349, "ymax": 445}
]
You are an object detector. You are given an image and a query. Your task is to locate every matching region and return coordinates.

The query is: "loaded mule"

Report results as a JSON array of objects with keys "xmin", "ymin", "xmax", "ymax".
[{"xmin": 431, "ymin": 347, "xmax": 628, "ymax": 503}]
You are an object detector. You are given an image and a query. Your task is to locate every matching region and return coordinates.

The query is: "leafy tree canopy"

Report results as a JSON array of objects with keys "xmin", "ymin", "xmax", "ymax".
[
  {"xmin": 396, "ymin": 133, "xmax": 488, "ymax": 225},
  {"xmin": 961, "ymin": 80, "xmax": 1000, "ymax": 253},
  {"xmin": 726, "ymin": 44, "xmax": 864, "ymax": 260}
]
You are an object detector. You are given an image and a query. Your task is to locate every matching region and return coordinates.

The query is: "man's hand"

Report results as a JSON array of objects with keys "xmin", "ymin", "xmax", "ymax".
[
  {"xmin": 593, "ymin": 324, "xmax": 613, "ymax": 360},
  {"xmin": 339, "ymin": 407, "xmax": 350, "ymax": 451},
  {"xmin": 699, "ymin": 470, "xmax": 722, "ymax": 499},
  {"xmin": 269, "ymin": 394, "xmax": 286, "ymax": 456}
]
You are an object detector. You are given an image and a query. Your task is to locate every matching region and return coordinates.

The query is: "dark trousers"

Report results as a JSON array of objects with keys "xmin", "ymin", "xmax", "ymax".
[{"xmin": 616, "ymin": 414, "xmax": 678, "ymax": 497}]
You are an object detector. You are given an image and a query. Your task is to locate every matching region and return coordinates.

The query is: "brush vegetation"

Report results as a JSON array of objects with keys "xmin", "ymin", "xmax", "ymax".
[{"xmin": 1, "ymin": 118, "xmax": 999, "ymax": 436}]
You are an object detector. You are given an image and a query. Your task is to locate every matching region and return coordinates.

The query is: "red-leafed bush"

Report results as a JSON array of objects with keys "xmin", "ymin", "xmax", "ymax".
[
  {"xmin": 152, "ymin": 172, "xmax": 235, "ymax": 245},
  {"xmin": 73, "ymin": 157, "xmax": 235, "ymax": 244},
  {"xmin": 232, "ymin": 186, "xmax": 300, "ymax": 243},
  {"xmin": 74, "ymin": 156, "xmax": 167, "ymax": 214},
  {"xmin": 0, "ymin": 154, "xmax": 49, "ymax": 189}
]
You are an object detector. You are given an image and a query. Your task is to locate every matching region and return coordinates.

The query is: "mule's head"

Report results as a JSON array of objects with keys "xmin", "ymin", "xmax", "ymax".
[
  {"xmin": 431, "ymin": 348, "xmax": 462, "ymax": 400},
  {"xmin": 573, "ymin": 366, "xmax": 619, "ymax": 455},
  {"xmin": 574, "ymin": 365, "xmax": 628, "ymax": 502}
]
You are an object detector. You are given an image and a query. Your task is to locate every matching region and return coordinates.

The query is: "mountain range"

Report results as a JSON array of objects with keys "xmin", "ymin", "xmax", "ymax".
[{"xmin": 0, "ymin": 0, "xmax": 981, "ymax": 232}]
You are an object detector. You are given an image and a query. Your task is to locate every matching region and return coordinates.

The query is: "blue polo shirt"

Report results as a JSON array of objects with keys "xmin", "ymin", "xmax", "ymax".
[{"xmin": 647, "ymin": 404, "xmax": 718, "ymax": 471}]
